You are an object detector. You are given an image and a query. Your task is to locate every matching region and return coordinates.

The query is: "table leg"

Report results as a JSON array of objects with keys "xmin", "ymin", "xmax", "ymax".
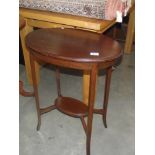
[
  {"xmin": 20, "ymin": 19, "xmax": 40, "ymax": 85},
  {"xmin": 30, "ymin": 54, "xmax": 41, "ymax": 131},
  {"xmin": 86, "ymin": 65, "xmax": 97, "ymax": 155},
  {"xmin": 124, "ymin": 6, "xmax": 135, "ymax": 54},
  {"xmin": 103, "ymin": 67, "xmax": 113, "ymax": 128}
]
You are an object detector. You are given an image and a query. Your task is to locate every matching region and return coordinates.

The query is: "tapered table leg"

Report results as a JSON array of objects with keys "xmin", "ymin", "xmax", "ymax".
[
  {"xmin": 103, "ymin": 67, "xmax": 113, "ymax": 128},
  {"xmin": 30, "ymin": 54, "xmax": 41, "ymax": 130},
  {"xmin": 86, "ymin": 65, "xmax": 97, "ymax": 155}
]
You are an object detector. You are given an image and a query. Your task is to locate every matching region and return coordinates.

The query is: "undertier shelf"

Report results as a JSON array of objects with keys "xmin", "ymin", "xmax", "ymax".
[{"xmin": 55, "ymin": 96, "xmax": 88, "ymax": 117}]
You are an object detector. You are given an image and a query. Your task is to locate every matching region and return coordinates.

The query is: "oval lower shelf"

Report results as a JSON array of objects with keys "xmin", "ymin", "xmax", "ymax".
[{"xmin": 55, "ymin": 96, "xmax": 88, "ymax": 117}]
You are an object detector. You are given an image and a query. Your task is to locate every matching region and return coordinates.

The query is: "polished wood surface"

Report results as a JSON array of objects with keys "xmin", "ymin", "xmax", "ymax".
[
  {"xmin": 26, "ymin": 28, "xmax": 122, "ymax": 63},
  {"xmin": 26, "ymin": 28, "xmax": 123, "ymax": 155},
  {"xmin": 55, "ymin": 97, "xmax": 88, "ymax": 117}
]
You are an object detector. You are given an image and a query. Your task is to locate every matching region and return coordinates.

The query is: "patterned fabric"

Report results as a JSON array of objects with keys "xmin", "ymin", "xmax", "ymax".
[{"xmin": 19, "ymin": 0, "xmax": 131, "ymax": 21}]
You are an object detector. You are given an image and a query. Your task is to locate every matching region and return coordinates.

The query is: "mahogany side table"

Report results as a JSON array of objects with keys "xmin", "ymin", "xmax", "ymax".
[{"xmin": 26, "ymin": 28, "xmax": 123, "ymax": 155}]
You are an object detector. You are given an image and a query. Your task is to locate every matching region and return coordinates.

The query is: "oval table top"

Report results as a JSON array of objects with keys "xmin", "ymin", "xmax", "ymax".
[{"xmin": 26, "ymin": 28, "xmax": 122, "ymax": 63}]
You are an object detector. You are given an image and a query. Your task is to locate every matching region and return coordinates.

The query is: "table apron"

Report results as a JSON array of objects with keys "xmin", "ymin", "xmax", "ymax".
[
  {"xmin": 31, "ymin": 51, "xmax": 93, "ymax": 70},
  {"xmin": 30, "ymin": 50, "xmax": 117, "ymax": 71}
]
